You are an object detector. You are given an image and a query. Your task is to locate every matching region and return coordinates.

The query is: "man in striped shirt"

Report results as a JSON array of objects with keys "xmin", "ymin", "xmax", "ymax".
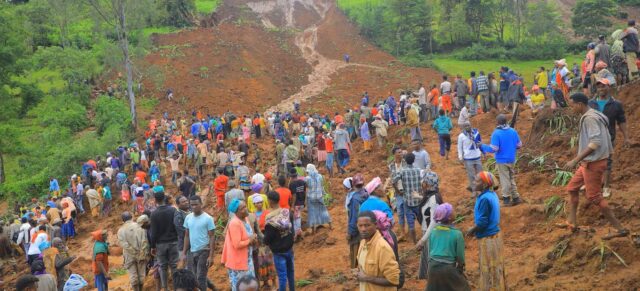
[{"xmin": 392, "ymin": 153, "xmax": 423, "ymax": 243}]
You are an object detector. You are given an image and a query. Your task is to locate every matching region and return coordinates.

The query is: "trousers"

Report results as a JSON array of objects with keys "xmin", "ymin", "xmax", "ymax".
[
  {"xmin": 156, "ymin": 242, "xmax": 179, "ymax": 288},
  {"xmin": 273, "ymin": 249, "xmax": 295, "ymax": 291}
]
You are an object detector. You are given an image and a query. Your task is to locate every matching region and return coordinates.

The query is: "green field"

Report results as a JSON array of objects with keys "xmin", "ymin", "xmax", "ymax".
[
  {"xmin": 195, "ymin": 0, "xmax": 221, "ymax": 14},
  {"xmin": 432, "ymin": 54, "xmax": 583, "ymax": 86}
]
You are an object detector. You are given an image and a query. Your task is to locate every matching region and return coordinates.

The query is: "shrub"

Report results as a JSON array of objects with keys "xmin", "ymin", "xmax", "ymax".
[
  {"xmin": 94, "ymin": 95, "xmax": 132, "ymax": 134},
  {"xmin": 30, "ymin": 95, "xmax": 88, "ymax": 132}
]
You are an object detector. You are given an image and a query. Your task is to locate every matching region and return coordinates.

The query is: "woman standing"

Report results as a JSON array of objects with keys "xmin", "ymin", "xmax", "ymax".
[
  {"xmin": 304, "ymin": 164, "xmax": 332, "ymax": 234},
  {"xmin": 250, "ymin": 195, "xmax": 277, "ymax": 289},
  {"xmin": 359, "ymin": 117, "xmax": 372, "ymax": 152},
  {"xmin": 425, "ymin": 203, "xmax": 470, "ymax": 291},
  {"xmin": 60, "ymin": 203, "xmax": 75, "ymax": 241},
  {"xmin": 222, "ymin": 199, "xmax": 257, "ymax": 291}
]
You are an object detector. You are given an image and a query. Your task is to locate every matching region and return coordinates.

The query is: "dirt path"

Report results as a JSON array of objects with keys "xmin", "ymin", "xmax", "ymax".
[{"xmin": 246, "ymin": 0, "xmax": 383, "ymax": 114}]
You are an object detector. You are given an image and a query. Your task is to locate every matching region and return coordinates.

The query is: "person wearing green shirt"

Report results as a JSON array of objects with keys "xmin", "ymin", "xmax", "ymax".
[{"xmin": 425, "ymin": 203, "xmax": 469, "ymax": 291}]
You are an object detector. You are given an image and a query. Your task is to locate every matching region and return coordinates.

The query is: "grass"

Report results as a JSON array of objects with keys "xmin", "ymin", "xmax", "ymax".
[
  {"xmin": 432, "ymin": 54, "xmax": 583, "ymax": 86},
  {"xmin": 141, "ymin": 26, "xmax": 180, "ymax": 38},
  {"xmin": 195, "ymin": 0, "xmax": 221, "ymax": 14}
]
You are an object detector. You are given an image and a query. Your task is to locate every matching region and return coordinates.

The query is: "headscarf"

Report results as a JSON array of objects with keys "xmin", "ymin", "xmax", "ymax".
[
  {"xmin": 91, "ymin": 229, "xmax": 105, "ymax": 242},
  {"xmin": 364, "ymin": 177, "xmax": 382, "ymax": 195},
  {"xmin": 434, "ymin": 203, "xmax": 453, "ymax": 223},
  {"xmin": 136, "ymin": 214, "xmax": 149, "ymax": 225},
  {"xmin": 91, "ymin": 229, "xmax": 109, "ymax": 258},
  {"xmin": 251, "ymin": 193, "xmax": 264, "ymax": 204},
  {"xmin": 373, "ymin": 210, "xmax": 394, "ymax": 248},
  {"xmin": 251, "ymin": 183, "xmax": 263, "ymax": 194},
  {"xmin": 265, "ymin": 208, "xmax": 292, "ymax": 234},
  {"xmin": 306, "ymin": 164, "xmax": 318, "ymax": 176},
  {"xmin": 478, "ymin": 171, "xmax": 498, "ymax": 190},
  {"xmin": 228, "ymin": 198, "xmax": 241, "ymax": 214}
]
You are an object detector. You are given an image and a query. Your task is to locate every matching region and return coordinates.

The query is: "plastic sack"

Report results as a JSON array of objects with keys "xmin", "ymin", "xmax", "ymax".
[{"xmin": 63, "ymin": 274, "xmax": 88, "ymax": 291}]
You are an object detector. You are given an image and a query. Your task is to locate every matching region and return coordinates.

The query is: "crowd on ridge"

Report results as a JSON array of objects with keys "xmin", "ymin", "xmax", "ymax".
[{"xmin": 1, "ymin": 21, "xmax": 636, "ymax": 291}]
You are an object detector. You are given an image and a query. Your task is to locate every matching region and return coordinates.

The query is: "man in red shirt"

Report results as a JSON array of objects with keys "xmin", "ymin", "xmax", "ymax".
[
  {"xmin": 135, "ymin": 169, "xmax": 147, "ymax": 185},
  {"xmin": 334, "ymin": 112, "xmax": 344, "ymax": 125}
]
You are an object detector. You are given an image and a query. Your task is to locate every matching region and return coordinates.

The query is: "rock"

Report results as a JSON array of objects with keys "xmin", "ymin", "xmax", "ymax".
[
  {"xmin": 536, "ymin": 262, "xmax": 552, "ymax": 274},
  {"xmin": 325, "ymin": 237, "xmax": 336, "ymax": 245},
  {"xmin": 535, "ymin": 273, "xmax": 548, "ymax": 280}
]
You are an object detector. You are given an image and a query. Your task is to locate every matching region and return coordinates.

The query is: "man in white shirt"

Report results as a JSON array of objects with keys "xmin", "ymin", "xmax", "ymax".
[
  {"xmin": 458, "ymin": 102, "xmax": 470, "ymax": 126},
  {"xmin": 16, "ymin": 218, "xmax": 32, "ymax": 256},
  {"xmin": 457, "ymin": 123, "xmax": 483, "ymax": 196},
  {"xmin": 411, "ymin": 141, "xmax": 431, "ymax": 171},
  {"xmin": 27, "ymin": 225, "xmax": 48, "ymax": 264},
  {"xmin": 440, "ymin": 76, "xmax": 452, "ymax": 95},
  {"xmin": 417, "ymin": 83, "xmax": 427, "ymax": 123}
]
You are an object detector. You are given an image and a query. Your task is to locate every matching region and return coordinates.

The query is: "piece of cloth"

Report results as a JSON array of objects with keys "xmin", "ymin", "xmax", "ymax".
[
  {"xmin": 497, "ymin": 163, "xmax": 519, "ymax": 199},
  {"xmin": 577, "ymin": 108, "xmax": 613, "ymax": 162},
  {"xmin": 477, "ymin": 234, "xmax": 507, "ymax": 291},
  {"xmin": 273, "ymin": 249, "xmax": 295, "ymax": 291},
  {"xmin": 426, "ymin": 260, "xmax": 471, "ymax": 291},
  {"xmin": 566, "ymin": 159, "xmax": 608, "ymax": 205}
]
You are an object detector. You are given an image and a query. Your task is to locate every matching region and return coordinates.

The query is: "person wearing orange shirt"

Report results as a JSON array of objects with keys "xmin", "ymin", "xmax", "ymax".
[
  {"xmin": 135, "ymin": 169, "xmax": 147, "ymax": 184},
  {"xmin": 275, "ymin": 176, "xmax": 292, "ymax": 209},
  {"xmin": 253, "ymin": 115, "xmax": 262, "ymax": 139},
  {"xmin": 334, "ymin": 112, "xmax": 344, "ymax": 125},
  {"xmin": 213, "ymin": 168, "xmax": 229, "ymax": 209},
  {"xmin": 428, "ymin": 85, "xmax": 440, "ymax": 121}
]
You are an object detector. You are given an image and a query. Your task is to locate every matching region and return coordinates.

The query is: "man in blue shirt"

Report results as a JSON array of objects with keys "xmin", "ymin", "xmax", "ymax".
[
  {"xmin": 467, "ymin": 171, "xmax": 505, "ymax": 290},
  {"xmin": 481, "ymin": 114, "xmax": 522, "ymax": 206},
  {"xmin": 181, "ymin": 195, "xmax": 216, "ymax": 291},
  {"xmin": 49, "ymin": 177, "xmax": 60, "ymax": 198},
  {"xmin": 347, "ymin": 174, "xmax": 367, "ymax": 268}
]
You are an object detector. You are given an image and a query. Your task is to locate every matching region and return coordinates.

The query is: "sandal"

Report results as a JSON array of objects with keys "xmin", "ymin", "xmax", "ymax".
[
  {"xmin": 602, "ymin": 229, "xmax": 630, "ymax": 240},
  {"xmin": 555, "ymin": 221, "xmax": 580, "ymax": 233}
]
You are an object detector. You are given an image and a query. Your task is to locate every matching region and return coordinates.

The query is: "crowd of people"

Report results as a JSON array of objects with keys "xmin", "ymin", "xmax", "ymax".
[{"xmin": 1, "ymin": 21, "xmax": 636, "ymax": 291}]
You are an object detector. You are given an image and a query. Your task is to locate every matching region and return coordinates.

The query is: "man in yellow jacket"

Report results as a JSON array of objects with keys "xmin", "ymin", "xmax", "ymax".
[{"xmin": 355, "ymin": 211, "xmax": 400, "ymax": 291}]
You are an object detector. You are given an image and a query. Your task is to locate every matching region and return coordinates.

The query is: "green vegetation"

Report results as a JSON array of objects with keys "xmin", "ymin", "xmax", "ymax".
[
  {"xmin": 0, "ymin": 0, "xmax": 207, "ymax": 200},
  {"xmin": 195, "ymin": 0, "xmax": 220, "ymax": 14},
  {"xmin": 432, "ymin": 55, "xmax": 582, "ymax": 85}
]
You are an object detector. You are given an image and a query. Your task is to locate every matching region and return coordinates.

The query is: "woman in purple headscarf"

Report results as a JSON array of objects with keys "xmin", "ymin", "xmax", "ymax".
[{"xmin": 422, "ymin": 203, "xmax": 470, "ymax": 291}]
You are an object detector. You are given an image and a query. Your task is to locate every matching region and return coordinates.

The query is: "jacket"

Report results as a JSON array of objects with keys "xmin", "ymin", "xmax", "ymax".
[
  {"xmin": 357, "ymin": 231, "xmax": 400, "ymax": 291},
  {"xmin": 406, "ymin": 107, "xmax": 419, "ymax": 127},
  {"xmin": 622, "ymin": 27, "xmax": 639, "ymax": 53},
  {"xmin": 457, "ymin": 129, "xmax": 482, "ymax": 160},
  {"xmin": 117, "ymin": 221, "xmax": 149, "ymax": 265},
  {"xmin": 221, "ymin": 216, "xmax": 252, "ymax": 270},
  {"xmin": 149, "ymin": 205, "xmax": 177, "ymax": 248},
  {"xmin": 371, "ymin": 119, "xmax": 389, "ymax": 137},
  {"xmin": 578, "ymin": 108, "xmax": 613, "ymax": 162},
  {"xmin": 432, "ymin": 116, "xmax": 452, "ymax": 135},
  {"xmin": 263, "ymin": 209, "xmax": 295, "ymax": 253}
]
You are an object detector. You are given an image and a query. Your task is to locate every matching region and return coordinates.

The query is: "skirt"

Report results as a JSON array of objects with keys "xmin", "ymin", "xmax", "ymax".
[
  {"xmin": 239, "ymin": 176, "xmax": 251, "ymax": 191},
  {"xmin": 61, "ymin": 219, "xmax": 75, "ymax": 238},
  {"xmin": 317, "ymin": 150, "xmax": 327, "ymax": 162},
  {"xmin": 306, "ymin": 198, "xmax": 331, "ymax": 227},
  {"xmin": 257, "ymin": 245, "xmax": 276, "ymax": 282},
  {"xmin": 478, "ymin": 234, "xmax": 507, "ymax": 291},
  {"xmin": 227, "ymin": 258, "xmax": 255, "ymax": 291},
  {"xmin": 426, "ymin": 260, "xmax": 470, "ymax": 291}
]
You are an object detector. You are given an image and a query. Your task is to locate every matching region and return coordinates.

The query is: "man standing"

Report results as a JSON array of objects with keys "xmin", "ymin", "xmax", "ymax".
[
  {"xmin": 406, "ymin": 101, "xmax": 422, "ymax": 142},
  {"xmin": 174, "ymin": 196, "xmax": 190, "ymax": 254},
  {"xmin": 392, "ymin": 153, "xmax": 423, "ymax": 244},
  {"xmin": 347, "ymin": 174, "xmax": 367, "ymax": 268},
  {"xmin": 468, "ymin": 71, "xmax": 478, "ymax": 115},
  {"xmin": 117, "ymin": 212, "xmax": 149, "ymax": 291},
  {"xmin": 432, "ymin": 109, "xmax": 453, "ymax": 160},
  {"xmin": 355, "ymin": 211, "xmax": 400, "ymax": 290},
  {"xmin": 458, "ymin": 123, "xmax": 483, "ymax": 196},
  {"xmin": 411, "ymin": 141, "xmax": 431, "ymax": 171},
  {"xmin": 481, "ymin": 115, "xmax": 522, "ymax": 206},
  {"xmin": 150, "ymin": 191, "xmax": 179, "ymax": 291},
  {"xmin": 454, "ymin": 75, "xmax": 468, "ymax": 111},
  {"xmin": 263, "ymin": 191, "xmax": 296, "ymax": 291},
  {"xmin": 371, "ymin": 116, "xmax": 389, "ymax": 148},
  {"xmin": 621, "ymin": 20, "xmax": 639, "ymax": 80},
  {"xmin": 224, "ymin": 181, "xmax": 245, "ymax": 217},
  {"xmin": 334, "ymin": 124, "xmax": 352, "ymax": 174},
  {"xmin": 417, "ymin": 83, "xmax": 427, "ymax": 123},
  {"xmin": 588, "ymin": 78, "xmax": 630, "ymax": 198},
  {"xmin": 181, "ymin": 195, "xmax": 216, "ymax": 291},
  {"xmin": 594, "ymin": 35, "xmax": 612, "ymax": 70},
  {"xmin": 476, "ymin": 71, "xmax": 490, "ymax": 113},
  {"xmin": 565, "ymin": 93, "xmax": 629, "ymax": 240},
  {"xmin": 457, "ymin": 102, "xmax": 471, "ymax": 126}
]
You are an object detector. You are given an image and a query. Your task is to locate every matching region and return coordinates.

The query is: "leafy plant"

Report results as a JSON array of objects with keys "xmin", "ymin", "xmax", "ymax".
[
  {"xmin": 199, "ymin": 66, "xmax": 209, "ymax": 79},
  {"xmin": 548, "ymin": 238, "xmax": 570, "ymax": 260},
  {"xmin": 296, "ymin": 279, "xmax": 314, "ymax": 287},
  {"xmin": 453, "ymin": 214, "xmax": 466, "ymax": 224},
  {"xmin": 483, "ymin": 157, "xmax": 497, "ymax": 176},
  {"xmin": 570, "ymin": 135, "xmax": 578, "ymax": 149},
  {"xmin": 528, "ymin": 152, "xmax": 549, "ymax": 171},
  {"xmin": 590, "ymin": 241, "xmax": 628, "ymax": 271},
  {"xmin": 543, "ymin": 195, "xmax": 565, "ymax": 219},
  {"xmin": 323, "ymin": 178, "xmax": 334, "ymax": 206},
  {"xmin": 552, "ymin": 170, "xmax": 573, "ymax": 186},
  {"xmin": 548, "ymin": 114, "xmax": 572, "ymax": 134}
]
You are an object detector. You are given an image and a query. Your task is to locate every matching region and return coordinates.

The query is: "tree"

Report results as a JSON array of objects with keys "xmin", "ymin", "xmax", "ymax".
[
  {"xmin": 572, "ymin": 0, "xmax": 617, "ymax": 38},
  {"xmin": 490, "ymin": 0, "xmax": 514, "ymax": 43},
  {"xmin": 159, "ymin": 0, "xmax": 195, "ymax": 27},
  {"xmin": 526, "ymin": 0, "xmax": 561, "ymax": 40},
  {"xmin": 465, "ymin": 0, "xmax": 493, "ymax": 41},
  {"xmin": 512, "ymin": 0, "xmax": 528, "ymax": 44},
  {"xmin": 87, "ymin": 0, "xmax": 137, "ymax": 129}
]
